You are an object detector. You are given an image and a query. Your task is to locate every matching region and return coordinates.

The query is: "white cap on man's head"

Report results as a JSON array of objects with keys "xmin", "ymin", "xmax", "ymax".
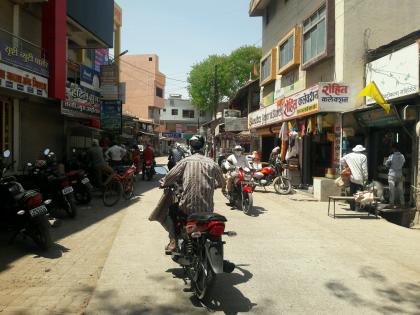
[
  {"xmin": 352, "ymin": 145, "xmax": 366, "ymax": 152},
  {"xmin": 234, "ymin": 145, "xmax": 243, "ymax": 151}
]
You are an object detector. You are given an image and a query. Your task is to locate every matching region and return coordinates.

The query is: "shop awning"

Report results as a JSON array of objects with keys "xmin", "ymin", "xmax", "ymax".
[{"xmin": 138, "ymin": 130, "xmax": 157, "ymax": 137}]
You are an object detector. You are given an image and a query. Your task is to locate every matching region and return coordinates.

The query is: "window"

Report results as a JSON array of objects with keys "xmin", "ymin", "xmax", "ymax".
[
  {"xmin": 182, "ymin": 110, "xmax": 195, "ymax": 118},
  {"xmin": 200, "ymin": 110, "xmax": 206, "ymax": 117},
  {"xmin": 302, "ymin": 5, "xmax": 326, "ymax": 64},
  {"xmin": 169, "ymin": 99, "xmax": 175, "ymax": 106},
  {"xmin": 162, "ymin": 109, "xmax": 166, "ymax": 112},
  {"xmin": 171, "ymin": 109, "xmax": 178, "ymax": 116},
  {"xmin": 149, "ymin": 57, "xmax": 153, "ymax": 61},
  {"xmin": 261, "ymin": 53, "xmax": 272, "ymax": 82},
  {"xmin": 156, "ymin": 87, "xmax": 163, "ymax": 98},
  {"xmin": 279, "ymin": 35, "xmax": 294, "ymax": 68}
]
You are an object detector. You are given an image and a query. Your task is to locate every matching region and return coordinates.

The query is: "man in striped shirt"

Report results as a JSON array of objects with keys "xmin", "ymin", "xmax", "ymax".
[{"xmin": 160, "ymin": 135, "xmax": 225, "ymax": 252}]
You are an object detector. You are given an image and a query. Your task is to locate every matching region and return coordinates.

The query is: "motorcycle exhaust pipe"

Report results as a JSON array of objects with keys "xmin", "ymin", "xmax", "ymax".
[{"xmin": 223, "ymin": 231, "xmax": 237, "ymax": 237}]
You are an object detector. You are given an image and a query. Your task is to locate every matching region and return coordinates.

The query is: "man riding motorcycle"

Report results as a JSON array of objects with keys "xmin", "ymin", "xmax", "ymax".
[
  {"xmin": 224, "ymin": 145, "xmax": 251, "ymax": 193},
  {"xmin": 167, "ymin": 142, "xmax": 185, "ymax": 170},
  {"xmin": 142, "ymin": 144, "xmax": 155, "ymax": 180},
  {"xmin": 151, "ymin": 134, "xmax": 225, "ymax": 253}
]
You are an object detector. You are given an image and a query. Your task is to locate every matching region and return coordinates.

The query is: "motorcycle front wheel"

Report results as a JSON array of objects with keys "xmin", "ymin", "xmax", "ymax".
[
  {"xmin": 273, "ymin": 176, "xmax": 292, "ymax": 195},
  {"xmin": 123, "ymin": 175, "xmax": 135, "ymax": 200},
  {"xmin": 27, "ymin": 216, "xmax": 52, "ymax": 250},
  {"xmin": 241, "ymin": 192, "xmax": 253, "ymax": 215}
]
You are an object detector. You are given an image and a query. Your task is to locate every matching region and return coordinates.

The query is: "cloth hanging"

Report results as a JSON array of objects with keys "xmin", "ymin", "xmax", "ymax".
[
  {"xmin": 279, "ymin": 122, "xmax": 289, "ymax": 141},
  {"xmin": 317, "ymin": 115, "xmax": 323, "ymax": 134},
  {"xmin": 307, "ymin": 118, "xmax": 313, "ymax": 134}
]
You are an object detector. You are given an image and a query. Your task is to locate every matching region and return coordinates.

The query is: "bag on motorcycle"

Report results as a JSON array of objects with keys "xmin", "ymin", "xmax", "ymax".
[{"xmin": 149, "ymin": 188, "xmax": 174, "ymax": 224}]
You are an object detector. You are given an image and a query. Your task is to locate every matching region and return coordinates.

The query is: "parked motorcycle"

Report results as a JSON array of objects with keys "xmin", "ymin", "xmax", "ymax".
[
  {"xmin": 224, "ymin": 167, "xmax": 255, "ymax": 215},
  {"xmin": 66, "ymin": 169, "xmax": 92, "ymax": 204},
  {"xmin": 0, "ymin": 150, "xmax": 52, "ymax": 250},
  {"xmin": 20, "ymin": 149, "xmax": 78, "ymax": 218},
  {"xmin": 252, "ymin": 160, "xmax": 292, "ymax": 195},
  {"xmin": 163, "ymin": 184, "xmax": 236, "ymax": 300}
]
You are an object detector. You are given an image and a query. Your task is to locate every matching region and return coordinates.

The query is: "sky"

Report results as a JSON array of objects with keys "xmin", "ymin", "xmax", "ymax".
[{"xmin": 116, "ymin": 0, "xmax": 262, "ymax": 99}]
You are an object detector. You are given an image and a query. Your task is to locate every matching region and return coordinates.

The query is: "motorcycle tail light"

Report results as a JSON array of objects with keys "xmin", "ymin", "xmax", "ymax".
[
  {"xmin": 26, "ymin": 194, "xmax": 42, "ymax": 209},
  {"xmin": 208, "ymin": 222, "xmax": 225, "ymax": 237}
]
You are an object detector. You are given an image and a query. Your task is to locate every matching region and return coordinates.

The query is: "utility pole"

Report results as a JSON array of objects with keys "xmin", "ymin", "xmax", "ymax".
[{"xmin": 213, "ymin": 64, "xmax": 218, "ymax": 120}]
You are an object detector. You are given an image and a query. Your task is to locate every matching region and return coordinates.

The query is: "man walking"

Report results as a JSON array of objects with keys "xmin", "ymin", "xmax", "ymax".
[
  {"xmin": 341, "ymin": 145, "xmax": 368, "ymax": 210},
  {"xmin": 385, "ymin": 145, "xmax": 406, "ymax": 208}
]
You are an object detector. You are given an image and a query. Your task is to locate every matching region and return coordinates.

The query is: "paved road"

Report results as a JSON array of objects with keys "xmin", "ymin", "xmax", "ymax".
[{"xmin": 2, "ymin": 161, "xmax": 420, "ymax": 314}]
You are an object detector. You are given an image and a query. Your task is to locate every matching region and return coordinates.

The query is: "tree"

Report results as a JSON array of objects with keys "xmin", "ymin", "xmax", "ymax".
[{"xmin": 187, "ymin": 45, "xmax": 261, "ymax": 112}]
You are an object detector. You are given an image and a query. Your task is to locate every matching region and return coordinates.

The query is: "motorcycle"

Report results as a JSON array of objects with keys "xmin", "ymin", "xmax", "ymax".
[
  {"xmin": 0, "ymin": 150, "xmax": 52, "ymax": 250},
  {"xmin": 66, "ymin": 149, "xmax": 92, "ymax": 204},
  {"xmin": 163, "ymin": 184, "xmax": 236, "ymax": 300},
  {"xmin": 252, "ymin": 160, "xmax": 292, "ymax": 195},
  {"xmin": 113, "ymin": 164, "xmax": 136, "ymax": 200},
  {"xmin": 225, "ymin": 167, "xmax": 255, "ymax": 215},
  {"xmin": 20, "ymin": 149, "xmax": 78, "ymax": 218},
  {"xmin": 143, "ymin": 159, "xmax": 154, "ymax": 181}
]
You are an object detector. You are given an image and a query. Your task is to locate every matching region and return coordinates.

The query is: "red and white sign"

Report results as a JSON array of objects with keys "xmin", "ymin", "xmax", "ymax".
[
  {"xmin": 0, "ymin": 62, "xmax": 48, "ymax": 98},
  {"xmin": 319, "ymin": 82, "xmax": 352, "ymax": 111}
]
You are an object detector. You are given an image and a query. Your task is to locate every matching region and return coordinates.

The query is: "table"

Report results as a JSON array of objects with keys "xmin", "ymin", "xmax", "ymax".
[{"xmin": 328, "ymin": 196, "xmax": 379, "ymax": 218}]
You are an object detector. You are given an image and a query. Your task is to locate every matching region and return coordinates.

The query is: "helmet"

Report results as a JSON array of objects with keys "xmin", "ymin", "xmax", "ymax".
[{"xmin": 190, "ymin": 135, "xmax": 205, "ymax": 152}]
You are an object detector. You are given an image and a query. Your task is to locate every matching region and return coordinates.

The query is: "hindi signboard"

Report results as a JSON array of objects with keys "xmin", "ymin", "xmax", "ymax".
[
  {"xmin": 61, "ymin": 81, "xmax": 100, "ymax": 119},
  {"xmin": 101, "ymin": 100, "xmax": 122, "ymax": 133},
  {"xmin": 100, "ymin": 64, "xmax": 119, "ymax": 100}
]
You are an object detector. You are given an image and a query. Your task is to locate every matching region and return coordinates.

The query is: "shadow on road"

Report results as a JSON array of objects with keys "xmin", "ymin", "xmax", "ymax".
[
  {"xmin": 166, "ymin": 265, "xmax": 257, "ymax": 315},
  {"xmin": 0, "ymin": 173, "xmax": 162, "ymax": 273},
  {"xmin": 325, "ymin": 266, "xmax": 420, "ymax": 314}
]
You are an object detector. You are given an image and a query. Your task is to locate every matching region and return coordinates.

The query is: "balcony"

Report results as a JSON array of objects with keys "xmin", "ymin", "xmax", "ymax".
[
  {"xmin": 249, "ymin": 0, "xmax": 270, "ymax": 17},
  {"xmin": 0, "ymin": 27, "xmax": 49, "ymax": 77}
]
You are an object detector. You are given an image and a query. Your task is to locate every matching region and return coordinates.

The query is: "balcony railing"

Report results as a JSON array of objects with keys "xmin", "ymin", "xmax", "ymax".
[{"xmin": 0, "ymin": 27, "xmax": 48, "ymax": 76}]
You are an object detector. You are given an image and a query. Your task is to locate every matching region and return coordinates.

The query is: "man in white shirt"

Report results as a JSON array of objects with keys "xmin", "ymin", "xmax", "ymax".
[
  {"xmin": 224, "ymin": 145, "xmax": 251, "ymax": 192},
  {"xmin": 341, "ymin": 144, "xmax": 368, "ymax": 210},
  {"xmin": 105, "ymin": 143, "xmax": 127, "ymax": 167}
]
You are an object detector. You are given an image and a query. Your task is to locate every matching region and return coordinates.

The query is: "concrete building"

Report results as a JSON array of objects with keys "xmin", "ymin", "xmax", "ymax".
[
  {"xmin": 248, "ymin": 0, "xmax": 420, "ymax": 206},
  {"xmin": 120, "ymin": 54, "xmax": 166, "ymax": 125}
]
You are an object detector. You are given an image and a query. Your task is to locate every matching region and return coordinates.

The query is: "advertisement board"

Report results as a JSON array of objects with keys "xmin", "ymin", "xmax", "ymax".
[
  {"xmin": 80, "ymin": 64, "xmax": 100, "ymax": 89},
  {"xmin": 0, "ymin": 41, "xmax": 49, "ymax": 77},
  {"xmin": 318, "ymin": 82, "xmax": 352, "ymax": 111},
  {"xmin": 61, "ymin": 81, "xmax": 100, "ymax": 118},
  {"xmin": 100, "ymin": 64, "xmax": 119, "ymax": 100},
  {"xmin": 101, "ymin": 100, "xmax": 122, "ymax": 133},
  {"xmin": 0, "ymin": 62, "xmax": 48, "ymax": 97},
  {"xmin": 95, "ymin": 49, "xmax": 109, "ymax": 72},
  {"xmin": 366, "ymin": 43, "xmax": 419, "ymax": 104}
]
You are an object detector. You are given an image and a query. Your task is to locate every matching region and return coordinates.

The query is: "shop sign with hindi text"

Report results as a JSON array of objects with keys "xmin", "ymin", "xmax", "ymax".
[
  {"xmin": 0, "ymin": 62, "xmax": 48, "ymax": 97},
  {"xmin": 318, "ymin": 82, "xmax": 352, "ymax": 111},
  {"xmin": 61, "ymin": 81, "xmax": 100, "ymax": 119}
]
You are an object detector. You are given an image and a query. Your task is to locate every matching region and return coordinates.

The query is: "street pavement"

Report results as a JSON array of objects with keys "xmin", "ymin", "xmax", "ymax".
[{"xmin": 2, "ymin": 158, "xmax": 420, "ymax": 314}]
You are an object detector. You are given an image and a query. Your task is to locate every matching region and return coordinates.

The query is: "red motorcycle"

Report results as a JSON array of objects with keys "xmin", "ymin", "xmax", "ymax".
[
  {"xmin": 224, "ymin": 167, "xmax": 255, "ymax": 215},
  {"xmin": 252, "ymin": 161, "xmax": 292, "ymax": 194},
  {"xmin": 143, "ymin": 159, "xmax": 155, "ymax": 181}
]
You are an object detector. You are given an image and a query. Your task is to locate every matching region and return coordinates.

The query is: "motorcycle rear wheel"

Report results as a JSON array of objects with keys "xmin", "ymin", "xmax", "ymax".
[
  {"xmin": 27, "ymin": 216, "xmax": 52, "ymax": 250},
  {"xmin": 103, "ymin": 179, "xmax": 122, "ymax": 207},
  {"xmin": 241, "ymin": 192, "xmax": 253, "ymax": 215},
  {"xmin": 273, "ymin": 176, "xmax": 292, "ymax": 195},
  {"xmin": 63, "ymin": 195, "xmax": 77, "ymax": 218},
  {"xmin": 191, "ymin": 259, "xmax": 215, "ymax": 300}
]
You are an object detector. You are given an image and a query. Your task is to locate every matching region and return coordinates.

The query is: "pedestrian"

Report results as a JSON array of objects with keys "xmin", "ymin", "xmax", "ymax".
[
  {"xmin": 105, "ymin": 142, "xmax": 127, "ymax": 167},
  {"xmin": 385, "ymin": 144, "xmax": 406, "ymax": 208},
  {"xmin": 88, "ymin": 139, "xmax": 114, "ymax": 186},
  {"xmin": 340, "ymin": 144, "xmax": 368, "ymax": 210}
]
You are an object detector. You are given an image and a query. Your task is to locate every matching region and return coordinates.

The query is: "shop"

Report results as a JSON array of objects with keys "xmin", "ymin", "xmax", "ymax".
[{"xmin": 249, "ymin": 82, "xmax": 352, "ymax": 187}]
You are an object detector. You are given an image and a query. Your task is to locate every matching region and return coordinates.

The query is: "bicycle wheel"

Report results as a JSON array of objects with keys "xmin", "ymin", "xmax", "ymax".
[
  {"xmin": 273, "ymin": 176, "xmax": 292, "ymax": 195},
  {"xmin": 103, "ymin": 179, "xmax": 122, "ymax": 207}
]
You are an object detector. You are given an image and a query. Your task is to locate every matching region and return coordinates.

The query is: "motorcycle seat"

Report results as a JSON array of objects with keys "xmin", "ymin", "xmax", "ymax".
[{"xmin": 187, "ymin": 212, "xmax": 227, "ymax": 222}]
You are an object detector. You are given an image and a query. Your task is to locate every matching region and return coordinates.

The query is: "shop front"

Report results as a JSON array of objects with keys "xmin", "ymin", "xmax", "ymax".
[{"xmin": 249, "ymin": 82, "xmax": 352, "ymax": 187}]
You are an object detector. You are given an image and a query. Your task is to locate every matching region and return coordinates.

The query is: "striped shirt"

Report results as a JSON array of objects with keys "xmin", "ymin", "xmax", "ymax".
[{"xmin": 161, "ymin": 153, "xmax": 225, "ymax": 215}]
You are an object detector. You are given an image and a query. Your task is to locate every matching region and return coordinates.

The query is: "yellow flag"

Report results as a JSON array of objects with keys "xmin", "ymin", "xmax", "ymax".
[{"xmin": 358, "ymin": 81, "xmax": 391, "ymax": 114}]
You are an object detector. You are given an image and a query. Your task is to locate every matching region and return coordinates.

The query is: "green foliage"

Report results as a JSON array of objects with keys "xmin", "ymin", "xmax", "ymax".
[{"xmin": 187, "ymin": 45, "xmax": 261, "ymax": 112}]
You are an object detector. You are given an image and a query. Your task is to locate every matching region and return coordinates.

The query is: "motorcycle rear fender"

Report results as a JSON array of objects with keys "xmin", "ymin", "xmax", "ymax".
[
  {"xmin": 205, "ymin": 240, "xmax": 224, "ymax": 274},
  {"xmin": 242, "ymin": 185, "xmax": 253, "ymax": 193}
]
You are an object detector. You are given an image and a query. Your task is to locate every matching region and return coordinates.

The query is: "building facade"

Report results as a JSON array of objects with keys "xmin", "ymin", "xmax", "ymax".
[
  {"xmin": 120, "ymin": 54, "xmax": 166, "ymax": 125},
  {"xmin": 248, "ymin": 0, "xmax": 420, "ymax": 195}
]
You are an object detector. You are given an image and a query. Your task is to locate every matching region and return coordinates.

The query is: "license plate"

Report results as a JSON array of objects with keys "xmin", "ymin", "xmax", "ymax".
[
  {"xmin": 62, "ymin": 186, "xmax": 74, "ymax": 195},
  {"xmin": 81, "ymin": 178, "xmax": 90, "ymax": 184},
  {"xmin": 29, "ymin": 205, "xmax": 48, "ymax": 218}
]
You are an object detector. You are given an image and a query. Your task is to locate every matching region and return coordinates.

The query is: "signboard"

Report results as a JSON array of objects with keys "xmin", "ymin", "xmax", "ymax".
[
  {"xmin": 0, "ymin": 41, "xmax": 49, "ymax": 77},
  {"xmin": 223, "ymin": 109, "xmax": 241, "ymax": 118},
  {"xmin": 175, "ymin": 124, "xmax": 183, "ymax": 133},
  {"xmin": 0, "ymin": 62, "xmax": 48, "ymax": 97},
  {"xmin": 319, "ymin": 82, "xmax": 352, "ymax": 111},
  {"xmin": 80, "ymin": 64, "xmax": 100, "ymax": 89},
  {"xmin": 100, "ymin": 64, "xmax": 118, "ymax": 99},
  {"xmin": 356, "ymin": 106, "xmax": 401, "ymax": 128},
  {"xmin": 61, "ymin": 81, "xmax": 100, "ymax": 118},
  {"xmin": 95, "ymin": 49, "xmax": 109, "ymax": 72},
  {"xmin": 366, "ymin": 43, "xmax": 419, "ymax": 104},
  {"xmin": 101, "ymin": 100, "xmax": 122, "ymax": 133},
  {"xmin": 225, "ymin": 117, "xmax": 249, "ymax": 132},
  {"xmin": 162, "ymin": 132, "xmax": 182, "ymax": 139},
  {"xmin": 248, "ymin": 102, "xmax": 284, "ymax": 129}
]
